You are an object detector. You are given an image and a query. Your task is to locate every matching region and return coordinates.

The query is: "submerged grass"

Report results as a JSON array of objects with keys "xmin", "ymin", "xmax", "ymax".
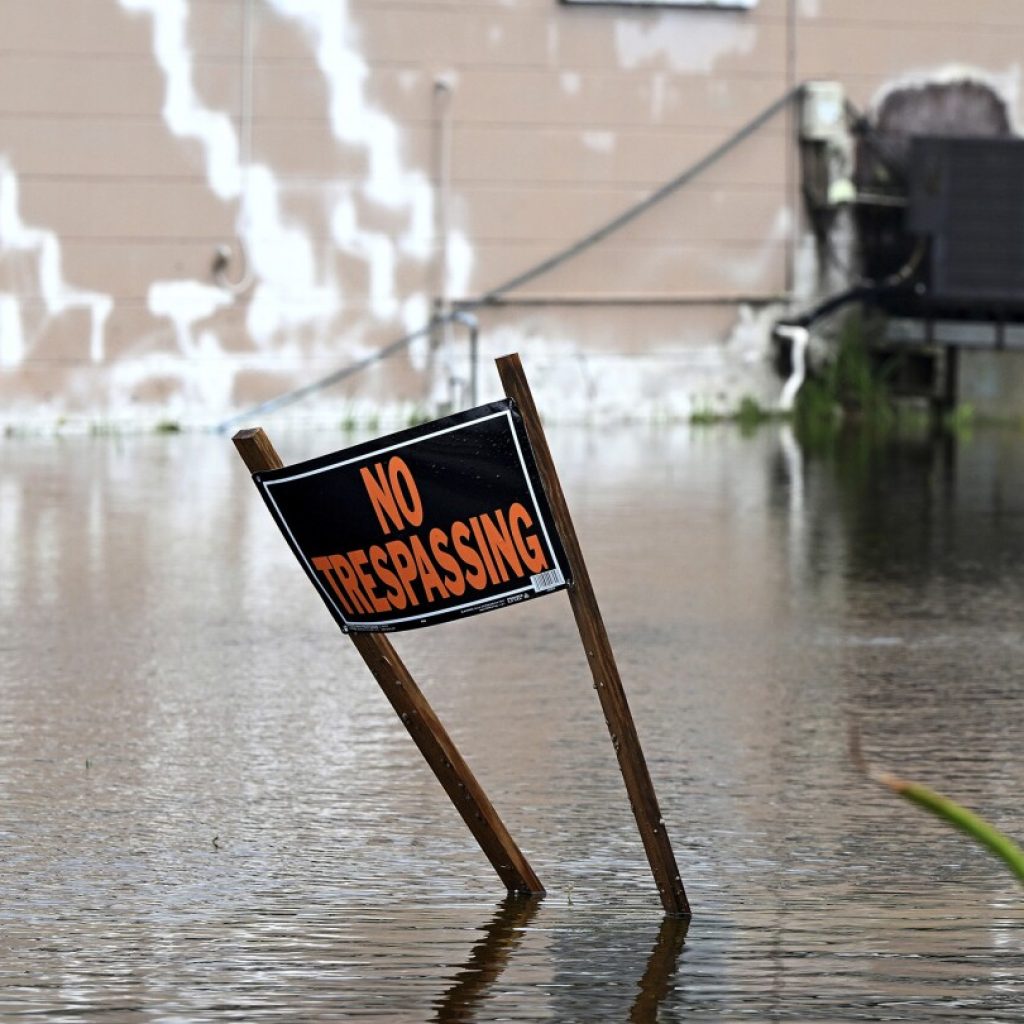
[
  {"xmin": 689, "ymin": 406, "xmax": 719, "ymax": 425},
  {"xmin": 795, "ymin": 317, "xmax": 896, "ymax": 441},
  {"xmin": 688, "ymin": 395, "xmax": 781, "ymax": 430}
]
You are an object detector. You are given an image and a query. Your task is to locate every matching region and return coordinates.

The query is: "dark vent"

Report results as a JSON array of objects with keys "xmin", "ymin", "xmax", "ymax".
[{"xmin": 908, "ymin": 136, "xmax": 1024, "ymax": 307}]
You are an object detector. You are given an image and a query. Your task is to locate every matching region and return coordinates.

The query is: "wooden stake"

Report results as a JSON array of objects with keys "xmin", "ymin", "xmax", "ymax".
[
  {"xmin": 233, "ymin": 427, "xmax": 544, "ymax": 896},
  {"xmin": 495, "ymin": 355, "xmax": 691, "ymax": 917}
]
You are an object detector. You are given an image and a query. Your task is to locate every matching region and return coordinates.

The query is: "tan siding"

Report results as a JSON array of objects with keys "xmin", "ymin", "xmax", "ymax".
[
  {"xmin": 259, "ymin": 66, "xmax": 791, "ymax": 132},
  {"xmin": 0, "ymin": 120, "xmax": 206, "ymax": 179},
  {"xmin": 448, "ymin": 70, "xmax": 790, "ymax": 129},
  {"xmin": 467, "ymin": 239, "xmax": 789, "ymax": 297},
  {"xmin": 252, "ymin": 66, "xmax": 335, "ymax": 124},
  {"xmin": 2, "ymin": 308, "xmax": 116, "ymax": 364},
  {"xmin": 0, "ymin": 56, "xmax": 166, "ymax": 116},
  {"xmin": 473, "ymin": 303, "xmax": 743, "ymax": 359},
  {"xmin": 446, "ymin": 126, "xmax": 788, "ymax": 187},
  {"xmin": 553, "ymin": 20, "xmax": 786, "ymax": 75},
  {"xmin": 3, "ymin": 0, "xmax": 1024, "ymax": 423},
  {"xmin": 456, "ymin": 184, "xmax": 784, "ymax": 243},
  {"xmin": 246, "ymin": 124, "xmax": 372, "ymax": 180},
  {"xmin": 808, "ymin": 0, "xmax": 1024, "ymax": 28},
  {"xmin": 11, "ymin": 180, "xmax": 234, "ymax": 239},
  {"xmin": 1, "ymin": 0, "xmax": 150, "ymax": 56},
  {"xmin": 1, "ymin": 241, "xmax": 220, "ymax": 301},
  {"xmin": 798, "ymin": 23, "xmax": 1024, "ymax": 81}
]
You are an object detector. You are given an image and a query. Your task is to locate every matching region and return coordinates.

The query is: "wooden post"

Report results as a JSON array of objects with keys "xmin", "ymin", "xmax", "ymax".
[
  {"xmin": 233, "ymin": 427, "xmax": 544, "ymax": 896},
  {"xmin": 495, "ymin": 354, "xmax": 691, "ymax": 918}
]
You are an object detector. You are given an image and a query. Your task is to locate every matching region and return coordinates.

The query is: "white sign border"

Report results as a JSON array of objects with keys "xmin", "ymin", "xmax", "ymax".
[{"xmin": 261, "ymin": 407, "xmax": 566, "ymax": 631}]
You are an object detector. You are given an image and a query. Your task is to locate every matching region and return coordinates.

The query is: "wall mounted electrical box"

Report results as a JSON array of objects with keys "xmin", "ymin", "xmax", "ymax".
[{"xmin": 801, "ymin": 81, "xmax": 846, "ymax": 142}]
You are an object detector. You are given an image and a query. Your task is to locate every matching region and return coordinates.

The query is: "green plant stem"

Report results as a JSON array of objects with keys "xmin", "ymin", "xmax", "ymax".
[{"xmin": 879, "ymin": 772, "xmax": 1024, "ymax": 885}]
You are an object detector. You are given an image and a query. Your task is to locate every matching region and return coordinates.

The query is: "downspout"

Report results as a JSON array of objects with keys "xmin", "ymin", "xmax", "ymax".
[
  {"xmin": 433, "ymin": 76, "xmax": 454, "ymax": 314},
  {"xmin": 776, "ymin": 324, "xmax": 809, "ymax": 412},
  {"xmin": 213, "ymin": 0, "xmax": 255, "ymax": 294},
  {"xmin": 432, "ymin": 75, "xmax": 457, "ymax": 405},
  {"xmin": 784, "ymin": 0, "xmax": 799, "ymax": 295}
]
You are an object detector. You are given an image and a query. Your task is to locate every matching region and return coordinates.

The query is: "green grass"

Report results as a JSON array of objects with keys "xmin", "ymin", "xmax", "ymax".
[
  {"xmin": 878, "ymin": 772, "xmax": 1024, "ymax": 886},
  {"xmin": 689, "ymin": 407, "xmax": 718, "ymax": 425},
  {"xmin": 687, "ymin": 395, "xmax": 779, "ymax": 431},
  {"xmin": 795, "ymin": 323, "xmax": 895, "ymax": 434},
  {"xmin": 735, "ymin": 396, "xmax": 772, "ymax": 435},
  {"xmin": 853, "ymin": 724, "xmax": 1024, "ymax": 887}
]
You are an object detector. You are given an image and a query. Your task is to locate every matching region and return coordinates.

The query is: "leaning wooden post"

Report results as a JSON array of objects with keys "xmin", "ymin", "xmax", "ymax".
[
  {"xmin": 496, "ymin": 355, "xmax": 691, "ymax": 918},
  {"xmin": 233, "ymin": 426, "xmax": 544, "ymax": 897}
]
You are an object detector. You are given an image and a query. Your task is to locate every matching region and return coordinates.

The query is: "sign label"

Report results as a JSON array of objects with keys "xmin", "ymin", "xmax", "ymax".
[{"xmin": 253, "ymin": 401, "xmax": 571, "ymax": 632}]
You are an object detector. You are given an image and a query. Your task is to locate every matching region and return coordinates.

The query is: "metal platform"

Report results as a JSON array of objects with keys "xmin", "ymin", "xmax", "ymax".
[{"xmin": 885, "ymin": 318, "xmax": 1024, "ymax": 350}]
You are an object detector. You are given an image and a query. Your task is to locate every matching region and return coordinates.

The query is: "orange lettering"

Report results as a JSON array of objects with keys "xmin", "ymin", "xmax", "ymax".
[
  {"xmin": 451, "ymin": 520, "xmax": 487, "ymax": 590},
  {"xmin": 508, "ymin": 502, "xmax": 547, "ymax": 573},
  {"xmin": 470, "ymin": 515, "xmax": 501, "ymax": 585},
  {"xmin": 328, "ymin": 553, "xmax": 373, "ymax": 614},
  {"xmin": 370, "ymin": 545, "xmax": 405, "ymax": 610},
  {"xmin": 385, "ymin": 539, "xmax": 420, "ymax": 606},
  {"xmin": 312, "ymin": 555, "xmax": 354, "ymax": 614},
  {"xmin": 360, "ymin": 457, "xmax": 424, "ymax": 535},
  {"xmin": 430, "ymin": 528, "xmax": 465, "ymax": 597},
  {"xmin": 480, "ymin": 509, "xmax": 523, "ymax": 582},
  {"xmin": 360, "ymin": 461, "xmax": 404, "ymax": 535},
  {"xmin": 410, "ymin": 535, "xmax": 448, "ymax": 602},
  {"xmin": 388, "ymin": 457, "xmax": 423, "ymax": 527},
  {"xmin": 349, "ymin": 548, "xmax": 390, "ymax": 613}
]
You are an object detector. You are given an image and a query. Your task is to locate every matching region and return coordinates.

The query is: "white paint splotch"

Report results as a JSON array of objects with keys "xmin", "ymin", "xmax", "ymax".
[
  {"xmin": 615, "ymin": 13, "xmax": 756, "ymax": 75},
  {"xmin": 582, "ymin": 131, "xmax": 616, "ymax": 154},
  {"xmin": 0, "ymin": 160, "xmax": 112, "ymax": 368},
  {"xmin": 120, "ymin": 0, "xmax": 336, "ymax": 357},
  {"xmin": 116, "ymin": 0, "xmax": 470, "ymax": 416},
  {"xmin": 270, "ymin": 0, "xmax": 471, "ymax": 296},
  {"xmin": 148, "ymin": 280, "xmax": 232, "ymax": 357},
  {"xmin": 121, "ymin": 0, "xmax": 241, "ymax": 200}
]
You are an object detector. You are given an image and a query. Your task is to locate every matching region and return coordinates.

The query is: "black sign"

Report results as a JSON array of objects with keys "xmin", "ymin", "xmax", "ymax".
[{"xmin": 252, "ymin": 400, "xmax": 571, "ymax": 632}]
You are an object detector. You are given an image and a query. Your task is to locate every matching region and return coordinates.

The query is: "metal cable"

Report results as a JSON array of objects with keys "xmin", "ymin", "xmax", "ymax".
[
  {"xmin": 217, "ymin": 324, "xmax": 434, "ymax": 430},
  {"xmin": 479, "ymin": 84, "xmax": 804, "ymax": 303}
]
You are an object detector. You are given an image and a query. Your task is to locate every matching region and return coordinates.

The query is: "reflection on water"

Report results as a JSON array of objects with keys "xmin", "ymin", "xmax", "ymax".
[
  {"xmin": 1, "ymin": 424, "xmax": 1023, "ymax": 1020},
  {"xmin": 433, "ymin": 896, "xmax": 542, "ymax": 1023},
  {"xmin": 629, "ymin": 916, "xmax": 689, "ymax": 1022},
  {"xmin": 430, "ymin": 899, "xmax": 689, "ymax": 1024}
]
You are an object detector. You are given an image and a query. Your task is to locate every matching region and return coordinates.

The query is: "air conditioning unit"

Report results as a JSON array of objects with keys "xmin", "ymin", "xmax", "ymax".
[{"xmin": 908, "ymin": 135, "xmax": 1024, "ymax": 310}]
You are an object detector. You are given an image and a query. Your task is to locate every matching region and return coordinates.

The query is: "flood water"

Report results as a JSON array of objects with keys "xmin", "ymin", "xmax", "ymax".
[{"xmin": 2, "ymin": 423, "xmax": 1023, "ymax": 1021}]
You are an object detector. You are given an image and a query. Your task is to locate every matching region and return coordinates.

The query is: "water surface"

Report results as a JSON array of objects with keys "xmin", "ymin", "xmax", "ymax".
[{"xmin": 2, "ymin": 425, "xmax": 1022, "ymax": 1020}]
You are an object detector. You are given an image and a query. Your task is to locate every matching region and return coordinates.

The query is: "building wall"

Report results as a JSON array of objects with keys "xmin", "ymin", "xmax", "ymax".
[{"xmin": 1, "ymin": 0, "xmax": 1023, "ymax": 427}]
